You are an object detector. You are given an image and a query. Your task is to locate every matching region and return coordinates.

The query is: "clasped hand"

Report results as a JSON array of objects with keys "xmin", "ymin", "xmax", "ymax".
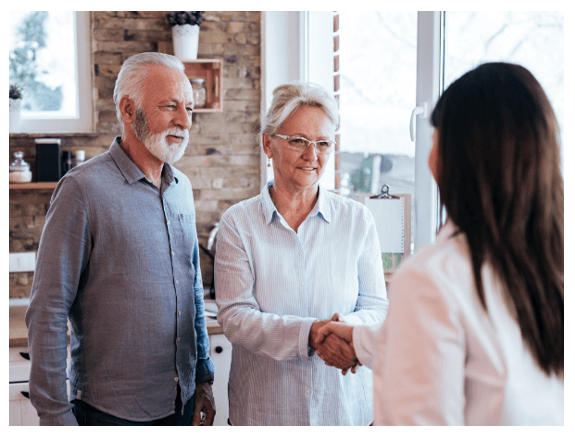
[{"xmin": 309, "ymin": 313, "xmax": 361, "ymax": 375}]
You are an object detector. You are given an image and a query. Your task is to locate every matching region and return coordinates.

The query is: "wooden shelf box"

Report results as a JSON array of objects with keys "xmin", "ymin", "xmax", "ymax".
[{"xmin": 182, "ymin": 59, "xmax": 223, "ymax": 112}]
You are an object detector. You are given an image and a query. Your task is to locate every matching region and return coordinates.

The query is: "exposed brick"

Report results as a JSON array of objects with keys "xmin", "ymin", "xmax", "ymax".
[{"xmin": 9, "ymin": 11, "xmax": 262, "ymax": 298}]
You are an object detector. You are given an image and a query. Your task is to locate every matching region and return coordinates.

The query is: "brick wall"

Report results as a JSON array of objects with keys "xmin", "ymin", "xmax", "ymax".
[{"xmin": 9, "ymin": 11, "xmax": 262, "ymax": 297}]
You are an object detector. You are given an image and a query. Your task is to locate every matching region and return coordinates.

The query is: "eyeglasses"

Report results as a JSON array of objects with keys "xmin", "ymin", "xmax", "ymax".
[{"xmin": 273, "ymin": 134, "xmax": 335, "ymax": 154}]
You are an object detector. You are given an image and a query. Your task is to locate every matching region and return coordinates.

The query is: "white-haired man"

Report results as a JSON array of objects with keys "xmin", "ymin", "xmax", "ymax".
[{"xmin": 26, "ymin": 52, "xmax": 216, "ymax": 426}]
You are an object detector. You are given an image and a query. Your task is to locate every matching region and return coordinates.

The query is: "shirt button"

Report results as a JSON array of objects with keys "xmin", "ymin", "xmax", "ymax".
[
  {"xmin": 174, "ymin": 377, "xmax": 179, "ymax": 382},
  {"xmin": 172, "ymin": 401, "xmax": 175, "ymax": 406},
  {"xmin": 175, "ymin": 280, "xmax": 179, "ymax": 285},
  {"xmin": 176, "ymin": 337, "xmax": 181, "ymax": 343},
  {"xmin": 178, "ymin": 311, "xmax": 182, "ymax": 316},
  {"xmin": 306, "ymin": 389, "xmax": 311, "ymax": 394},
  {"xmin": 174, "ymin": 386, "xmax": 177, "ymax": 391},
  {"xmin": 167, "ymin": 220, "xmax": 171, "ymax": 226},
  {"xmin": 301, "ymin": 282, "xmax": 305, "ymax": 286},
  {"xmin": 171, "ymin": 251, "xmax": 175, "ymax": 256}
]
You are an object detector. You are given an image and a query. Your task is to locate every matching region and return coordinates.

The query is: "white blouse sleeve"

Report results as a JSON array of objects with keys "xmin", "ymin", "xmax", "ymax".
[
  {"xmin": 373, "ymin": 267, "xmax": 466, "ymax": 425},
  {"xmin": 214, "ymin": 214, "xmax": 316, "ymax": 362}
]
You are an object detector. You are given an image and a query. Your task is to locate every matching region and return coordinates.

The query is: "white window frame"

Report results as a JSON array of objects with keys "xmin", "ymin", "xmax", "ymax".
[
  {"xmin": 262, "ymin": 11, "xmax": 441, "ymax": 251},
  {"xmin": 16, "ymin": 11, "xmax": 93, "ymax": 133},
  {"xmin": 261, "ymin": 11, "xmax": 335, "ymax": 191},
  {"xmin": 413, "ymin": 11, "xmax": 442, "ymax": 250}
]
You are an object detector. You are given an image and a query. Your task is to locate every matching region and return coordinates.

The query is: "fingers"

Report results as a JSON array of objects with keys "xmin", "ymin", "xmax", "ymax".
[
  {"xmin": 204, "ymin": 405, "xmax": 216, "ymax": 426},
  {"xmin": 192, "ymin": 382, "xmax": 216, "ymax": 426},
  {"xmin": 314, "ymin": 323, "xmax": 335, "ymax": 346},
  {"xmin": 316, "ymin": 334, "xmax": 357, "ymax": 369},
  {"xmin": 315, "ymin": 322, "xmax": 354, "ymax": 346},
  {"xmin": 191, "ymin": 403, "xmax": 202, "ymax": 426}
]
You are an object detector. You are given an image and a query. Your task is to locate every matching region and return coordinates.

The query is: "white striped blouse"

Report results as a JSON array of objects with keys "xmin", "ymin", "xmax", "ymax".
[{"xmin": 215, "ymin": 181, "xmax": 388, "ymax": 425}]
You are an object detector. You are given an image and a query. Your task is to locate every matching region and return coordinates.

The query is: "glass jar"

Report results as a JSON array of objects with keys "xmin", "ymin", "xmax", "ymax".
[
  {"xmin": 9, "ymin": 151, "xmax": 32, "ymax": 183},
  {"xmin": 191, "ymin": 79, "xmax": 207, "ymax": 108}
]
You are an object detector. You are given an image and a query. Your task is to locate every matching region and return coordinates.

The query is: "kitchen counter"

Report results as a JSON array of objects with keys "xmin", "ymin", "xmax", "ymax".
[{"xmin": 9, "ymin": 301, "xmax": 223, "ymax": 348}]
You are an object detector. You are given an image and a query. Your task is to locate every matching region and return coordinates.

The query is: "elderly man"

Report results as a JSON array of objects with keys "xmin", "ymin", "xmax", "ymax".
[{"xmin": 26, "ymin": 52, "xmax": 215, "ymax": 426}]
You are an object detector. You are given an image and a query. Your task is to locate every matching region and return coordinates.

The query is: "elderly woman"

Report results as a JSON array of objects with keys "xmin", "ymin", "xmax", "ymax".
[
  {"xmin": 315, "ymin": 63, "xmax": 564, "ymax": 425},
  {"xmin": 214, "ymin": 82, "xmax": 388, "ymax": 426}
]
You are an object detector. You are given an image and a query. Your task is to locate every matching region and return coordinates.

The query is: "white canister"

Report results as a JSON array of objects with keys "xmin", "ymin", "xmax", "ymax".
[
  {"xmin": 75, "ymin": 150, "xmax": 86, "ymax": 166},
  {"xmin": 9, "ymin": 151, "xmax": 32, "ymax": 183},
  {"xmin": 172, "ymin": 24, "xmax": 200, "ymax": 61}
]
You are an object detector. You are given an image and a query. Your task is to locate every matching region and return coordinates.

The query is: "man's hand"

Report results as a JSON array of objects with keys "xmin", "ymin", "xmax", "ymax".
[{"xmin": 191, "ymin": 381, "xmax": 216, "ymax": 426}]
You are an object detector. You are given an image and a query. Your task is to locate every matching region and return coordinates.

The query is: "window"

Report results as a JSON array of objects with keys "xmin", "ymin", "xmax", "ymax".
[
  {"xmin": 338, "ymin": 11, "xmax": 418, "ymax": 251},
  {"xmin": 9, "ymin": 11, "xmax": 92, "ymax": 133},
  {"xmin": 263, "ymin": 11, "xmax": 563, "ymax": 253},
  {"xmin": 443, "ymin": 11, "xmax": 564, "ymax": 169},
  {"xmin": 338, "ymin": 11, "xmax": 564, "ymax": 251}
]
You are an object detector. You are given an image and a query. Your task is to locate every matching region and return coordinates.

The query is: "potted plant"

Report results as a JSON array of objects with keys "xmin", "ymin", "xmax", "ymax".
[
  {"xmin": 9, "ymin": 84, "xmax": 24, "ymax": 133},
  {"xmin": 166, "ymin": 11, "xmax": 206, "ymax": 61}
]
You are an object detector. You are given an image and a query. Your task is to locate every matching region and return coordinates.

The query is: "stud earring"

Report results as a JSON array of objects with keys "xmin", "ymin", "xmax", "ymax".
[{"xmin": 267, "ymin": 157, "xmax": 272, "ymax": 168}]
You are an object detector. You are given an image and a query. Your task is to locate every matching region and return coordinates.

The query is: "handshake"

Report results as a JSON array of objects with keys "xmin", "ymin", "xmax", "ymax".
[{"xmin": 309, "ymin": 313, "xmax": 361, "ymax": 375}]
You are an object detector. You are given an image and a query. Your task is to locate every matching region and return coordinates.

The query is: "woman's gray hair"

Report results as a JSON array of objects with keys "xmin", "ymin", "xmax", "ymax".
[
  {"xmin": 261, "ymin": 82, "xmax": 339, "ymax": 138},
  {"xmin": 113, "ymin": 52, "xmax": 185, "ymax": 125}
]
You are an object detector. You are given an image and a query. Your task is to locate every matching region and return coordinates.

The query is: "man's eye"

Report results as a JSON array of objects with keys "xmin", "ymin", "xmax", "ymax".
[
  {"xmin": 290, "ymin": 138, "xmax": 306, "ymax": 144},
  {"xmin": 317, "ymin": 141, "xmax": 331, "ymax": 147}
]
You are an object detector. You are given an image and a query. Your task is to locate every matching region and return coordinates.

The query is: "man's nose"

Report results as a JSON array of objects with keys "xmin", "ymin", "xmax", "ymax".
[{"xmin": 174, "ymin": 105, "xmax": 192, "ymax": 130}]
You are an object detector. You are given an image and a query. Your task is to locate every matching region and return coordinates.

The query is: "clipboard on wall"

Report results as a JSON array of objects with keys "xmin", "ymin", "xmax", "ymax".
[{"xmin": 359, "ymin": 185, "xmax": 411, "ymax": 274}]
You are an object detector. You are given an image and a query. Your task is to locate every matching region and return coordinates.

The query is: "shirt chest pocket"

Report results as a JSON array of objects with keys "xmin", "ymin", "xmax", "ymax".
[{"xmin": 171, "ymin": 213, "xmax": 196, "ymax": 258}]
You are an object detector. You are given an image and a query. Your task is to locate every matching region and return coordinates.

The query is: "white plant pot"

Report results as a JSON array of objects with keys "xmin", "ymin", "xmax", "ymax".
[
  {"xmin": 172, "ymin": 24, "xmax": 200, "ymax": 61},
  {"xmin": 9, "ymin": 98, "xmax": 22, "ymax": 134}
]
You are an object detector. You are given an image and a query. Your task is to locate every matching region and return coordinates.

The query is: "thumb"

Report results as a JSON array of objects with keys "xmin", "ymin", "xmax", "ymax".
[
  {"xmin": 314, "ymin": 323, "xmax": 333, "ymax": 345},
  {"xmin": 331, "ymin": 312, "xmax": 343, "ymax": 322}
]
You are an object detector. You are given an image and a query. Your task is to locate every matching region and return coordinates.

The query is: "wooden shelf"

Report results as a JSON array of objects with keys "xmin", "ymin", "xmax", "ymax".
[
  {"xmin": 182, "ymin": 59, "xmax": 223, "ymax": 112},
  {"xmin": 9, "ymin": 182, "xmax": 58, "ymax": 190}
]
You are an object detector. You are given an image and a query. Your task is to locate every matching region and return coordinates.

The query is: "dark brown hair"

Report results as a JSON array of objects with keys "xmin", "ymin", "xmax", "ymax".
[{"xmin": 431, "ymin": 62, "xmax": 563, "ymax": 376}]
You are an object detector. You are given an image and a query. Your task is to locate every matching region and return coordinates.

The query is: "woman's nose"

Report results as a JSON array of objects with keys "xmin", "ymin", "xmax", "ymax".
[{"xmin": 302, "ymin": 142, "xmax": 319, "ymax": 161}]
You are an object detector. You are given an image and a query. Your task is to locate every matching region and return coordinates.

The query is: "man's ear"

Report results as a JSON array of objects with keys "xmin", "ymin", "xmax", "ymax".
[{"xmin": 119, "ymin": 95, "xmax": 136, "ymax": 125}]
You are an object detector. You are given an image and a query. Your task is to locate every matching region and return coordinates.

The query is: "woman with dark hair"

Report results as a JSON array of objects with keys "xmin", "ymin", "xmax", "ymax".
[{"xmin": 315, "ymin": 62, "xmax": 564, "ymax": 425}]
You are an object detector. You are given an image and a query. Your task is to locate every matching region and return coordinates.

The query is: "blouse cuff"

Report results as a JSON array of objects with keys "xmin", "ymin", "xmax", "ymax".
[{"xmin": 299, "ymin": 317, "xmax": 317, "ymax": 361}]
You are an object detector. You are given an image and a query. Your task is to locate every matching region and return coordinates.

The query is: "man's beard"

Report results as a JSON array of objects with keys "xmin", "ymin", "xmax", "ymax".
[{"xmin": 133, "ymin": 108, "xmax": 189, "ymax": 163}]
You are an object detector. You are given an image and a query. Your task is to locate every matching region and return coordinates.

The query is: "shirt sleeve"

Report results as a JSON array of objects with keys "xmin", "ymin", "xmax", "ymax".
[
  {"xmin": 191, "ymin": 221, "xmax": 215, "ymax": 384},
  {"xmin": 373, "ymin": 266, "xmax": 466, "ymax": 426},
  {"xmin": 340, "ymin": 209, "xmax": 389, "ymax": 325},
  {"xmin": 352, "ymin": 322, "xmax": 384, "ymax": 369},
  {"xmin": 214, "ymin": 215, "xmax": 317, "ymax": 362},
  {"xmin": 25, "ymin": 177, "xmax": 91, "ymax": 426}
]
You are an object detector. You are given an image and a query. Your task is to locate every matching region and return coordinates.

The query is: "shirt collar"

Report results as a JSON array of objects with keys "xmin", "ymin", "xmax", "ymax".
[
  {"xmin": 260, "ymin": 180, "xmax": 331, "ymax": 225},
  {"xmin": 109, "ymin": 136, "xmax": 177, "ymax": 186}
]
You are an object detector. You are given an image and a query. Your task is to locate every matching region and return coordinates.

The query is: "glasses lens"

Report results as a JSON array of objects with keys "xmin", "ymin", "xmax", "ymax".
[
  {"xmin": 315, "ymin": 141, "xmax": 334, "ymax": 154},
  {"xmin": 284, "ymin": 136, "xmax": 334, "ymax": 154},
  {"xmin": 287, "ymin": 137, "xmax": 309, "ymax": 151}
]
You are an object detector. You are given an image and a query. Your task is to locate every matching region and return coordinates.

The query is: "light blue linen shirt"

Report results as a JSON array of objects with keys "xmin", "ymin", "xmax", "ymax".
[{"xmin": 215, "ymin": 181, "xmax": 388, "ymax": 426}]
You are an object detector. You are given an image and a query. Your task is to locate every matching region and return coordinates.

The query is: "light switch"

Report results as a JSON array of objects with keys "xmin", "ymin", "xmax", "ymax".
[{"xmin": 9, "ymin": 252, "xmax": 36, "ymax": 273}]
